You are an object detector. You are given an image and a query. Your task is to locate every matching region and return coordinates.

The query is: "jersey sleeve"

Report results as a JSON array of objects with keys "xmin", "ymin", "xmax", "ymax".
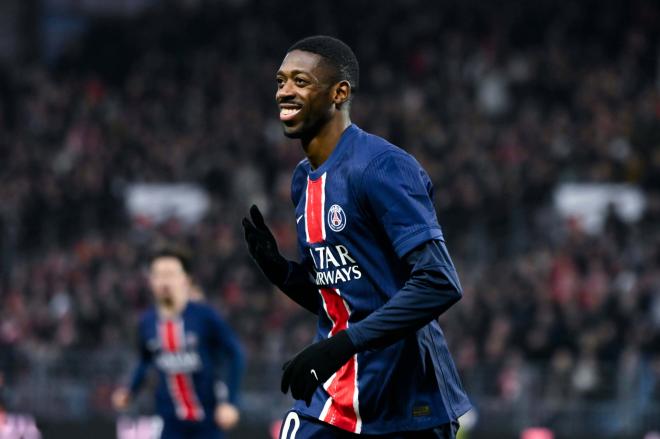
[
  {"xmin": 360, "ymin": 151, "xmax": 444, "ymax": 258},
  {"xmin": 280, "ymin": 261, "xmax": 320, "ymax": 314},
  {"xmin": 345, "ymin": 239, "xmax": 463, "ymax": 351},
  {"xmin": 129, "ymin": 319, "xmax": 152, "ymax": 394},
  {"xmin": 207, "ymin": 309, "xmax": 245, "ymax": 406}
]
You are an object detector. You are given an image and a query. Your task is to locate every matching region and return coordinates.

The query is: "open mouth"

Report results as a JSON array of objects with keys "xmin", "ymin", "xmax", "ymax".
[{"xmin": 279, "ymin": 105, "xmax": 302, "ymax": 121}]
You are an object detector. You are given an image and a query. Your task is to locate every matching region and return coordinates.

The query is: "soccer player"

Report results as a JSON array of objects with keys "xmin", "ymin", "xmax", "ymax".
[
  {"xmin": 112, "ymin": 247, "xmax": 244, "ymax": 439},
  {"xmin": 242, "ymin": 36, "xmax": 471, "ymax": 438}
]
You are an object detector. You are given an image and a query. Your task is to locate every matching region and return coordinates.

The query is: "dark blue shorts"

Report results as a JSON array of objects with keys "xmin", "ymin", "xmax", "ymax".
[
  {"xmin": 278, "ymin": 411, "xmax": 459, "ymax": 439},
  {"xmin": 161, "ymin": 418, "xmax": 223, "ymax": 439}
]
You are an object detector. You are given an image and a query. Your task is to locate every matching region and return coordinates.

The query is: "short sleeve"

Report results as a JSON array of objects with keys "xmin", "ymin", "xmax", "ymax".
[{"xmin": 361, "ymin": 151, "xmax": 444, "ymax": 258}]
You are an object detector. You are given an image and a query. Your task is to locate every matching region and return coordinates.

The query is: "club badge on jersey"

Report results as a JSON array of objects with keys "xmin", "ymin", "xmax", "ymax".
[{"xmin": 327, "ymin": 204, "xmax": 346, "ymax": 232}]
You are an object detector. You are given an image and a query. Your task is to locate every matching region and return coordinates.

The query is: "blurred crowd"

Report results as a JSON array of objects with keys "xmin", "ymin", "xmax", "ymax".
[{"xmin": 0, "ymin": 0, "xmax": 660, "ymax": 425}]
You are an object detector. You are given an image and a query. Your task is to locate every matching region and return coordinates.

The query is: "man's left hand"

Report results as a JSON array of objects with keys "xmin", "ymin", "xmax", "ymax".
[{"xmin": 281, "ymin": 331, "xmax": 356, "ymax": 406}]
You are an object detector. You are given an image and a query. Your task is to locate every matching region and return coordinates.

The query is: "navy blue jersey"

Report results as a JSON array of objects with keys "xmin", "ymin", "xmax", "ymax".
[
  {"xmin": 288, "ymin": 124, "xmax": 471, "ymax": 434},
  {"xmin": 129, "ymin": 301, "xmax": 244, "ymax": 422}
]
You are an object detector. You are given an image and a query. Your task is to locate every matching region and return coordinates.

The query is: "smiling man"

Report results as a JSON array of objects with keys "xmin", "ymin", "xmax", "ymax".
[{"xmin": 243, "ymin": 36, "xmax": 471, "ymax": 439}]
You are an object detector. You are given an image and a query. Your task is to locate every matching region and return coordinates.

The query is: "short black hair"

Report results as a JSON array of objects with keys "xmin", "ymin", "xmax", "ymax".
[
  {"xmin": 288, "ymin": 35, "xmax": 359, "ymax": 92},
  {"xmin": 149, "ymin": 244, "xmax": 193, "ymax": 275}
]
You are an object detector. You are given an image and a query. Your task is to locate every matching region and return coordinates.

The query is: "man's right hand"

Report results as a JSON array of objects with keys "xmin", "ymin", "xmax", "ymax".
[
  {"xmin": 242, "ymin": 205, "xmax": 290, "ymax": 287},
  {"xmin": 111, "ymin": 387, "xmax": 131, "ymax": 411},
  {"xmin": 214, "ymin": 402, "xmax": 240, "ymax": 430}
]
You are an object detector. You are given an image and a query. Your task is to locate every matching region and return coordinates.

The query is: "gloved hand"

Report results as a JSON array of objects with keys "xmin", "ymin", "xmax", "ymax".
[
  {"xmin": 242, "ymin": 205, "xmax": 289, "ymax": 287},
  {"xmin": 281, "ymin": 331, "xmax": 356, "ymax": 406}
]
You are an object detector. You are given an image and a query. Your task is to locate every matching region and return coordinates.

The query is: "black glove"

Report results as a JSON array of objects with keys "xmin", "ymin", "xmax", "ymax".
[
  {"xmin": 242, "ymin": 205, "xmax": 289, "ymax": 287},
  {"xmin": 281, "ymin": 331, "xmax": 356, "ymax": 406}
]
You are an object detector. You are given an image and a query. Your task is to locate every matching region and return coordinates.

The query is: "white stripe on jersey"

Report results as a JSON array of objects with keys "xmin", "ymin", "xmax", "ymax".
[{"xmin": 280, "ymin": 411, "xmax": 301, "ymax": 439}]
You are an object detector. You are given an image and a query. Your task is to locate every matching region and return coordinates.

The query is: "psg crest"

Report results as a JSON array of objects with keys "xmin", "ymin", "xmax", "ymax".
[{"xmin": 327, "ymin": 204, "xmax": 347, "ymax": 232}]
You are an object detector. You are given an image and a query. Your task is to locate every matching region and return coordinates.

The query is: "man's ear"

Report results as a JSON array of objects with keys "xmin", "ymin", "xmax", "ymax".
[{"xmin": 333, "ymin": 80, "xmax": 351, "ymax": 107}]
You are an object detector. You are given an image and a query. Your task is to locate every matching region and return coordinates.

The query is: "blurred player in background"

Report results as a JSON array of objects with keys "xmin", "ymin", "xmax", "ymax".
[
  {"xmin": 243, "ymin": 36, "xmax": 470, "ymax": 438},
  {"xmin": 112, "ymin": 247, "xmax": 244, "ymax": 439}
]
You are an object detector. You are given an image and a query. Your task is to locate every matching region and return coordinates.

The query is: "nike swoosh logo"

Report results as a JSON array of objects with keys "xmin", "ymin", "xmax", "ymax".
[{"xmin": 296, "ymin": 215, "xmax": 304, "ymax": 224}]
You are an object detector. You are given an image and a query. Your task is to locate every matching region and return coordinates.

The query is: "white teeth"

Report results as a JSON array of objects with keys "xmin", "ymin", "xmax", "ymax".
[{"xmin": 280, "ymin": 108, "xmax": 300, "ymax": 116}]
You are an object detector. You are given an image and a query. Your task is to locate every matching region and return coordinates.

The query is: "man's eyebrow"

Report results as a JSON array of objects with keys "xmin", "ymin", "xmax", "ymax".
[{"xmin": 276, "ymin": 69, "xmax": 311, "ymax": 76}]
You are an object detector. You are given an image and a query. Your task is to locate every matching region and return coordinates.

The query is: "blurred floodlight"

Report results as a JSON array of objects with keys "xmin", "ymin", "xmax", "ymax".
[
  {"xmin": 125, "ymin": 183, "xmax": 210, "ymax": 226},
  {"xmin": 554, "ymin": 183, "xmax": 646, "ymax": 234}
]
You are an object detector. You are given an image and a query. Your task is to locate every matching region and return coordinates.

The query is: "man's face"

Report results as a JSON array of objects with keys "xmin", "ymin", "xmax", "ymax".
[
  {"xmin": 149, "ymin": 257, "xmax": 190, "ymax": 309},
  {"xmin": 276, "ymin": 50, "xmax": 336, "ymax": 139}
]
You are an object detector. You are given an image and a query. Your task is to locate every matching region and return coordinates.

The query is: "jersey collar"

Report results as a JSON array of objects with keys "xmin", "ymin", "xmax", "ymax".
[{"xmin": 306, "ymin": 124, "xmax": 359, "ymax": 179}]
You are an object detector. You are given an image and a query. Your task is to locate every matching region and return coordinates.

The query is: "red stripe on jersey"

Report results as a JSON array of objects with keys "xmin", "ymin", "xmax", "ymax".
[
  {"xmin": 160, "ymin": 320, "xmax": 204, "ymax": 421},
  {"xmin": 173, "ymin": 374, "xmax": 199, "ymax": 421},
  {"xmin": 320, "ymin": 289, "xmax": 349, "ymax": 335},
  {"xmin": 163, "ymin": 320, "xmax": 177, "ymax": 352},
  {"xmin": 319, "ymin": 288, "xmax": 361, "ymax": 433},
  {"xmin": 305, "ymin": 174, "xmax": 326, "ymax": 244}
]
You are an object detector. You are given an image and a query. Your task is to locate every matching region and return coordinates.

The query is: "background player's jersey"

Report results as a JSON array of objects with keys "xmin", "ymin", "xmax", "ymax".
[
  {"xmin": 129, "ymin": 301, "xmax": 243, "ymax": 422},
  {"xmin": 289, "ymin": 124, "xmax": 471, "ymax": 434}
]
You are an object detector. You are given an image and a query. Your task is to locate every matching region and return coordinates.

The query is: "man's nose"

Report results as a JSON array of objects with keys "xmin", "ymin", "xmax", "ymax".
[{"xmin": 276, "ymin": 80, "xmax": 295, "ymax": 101}]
